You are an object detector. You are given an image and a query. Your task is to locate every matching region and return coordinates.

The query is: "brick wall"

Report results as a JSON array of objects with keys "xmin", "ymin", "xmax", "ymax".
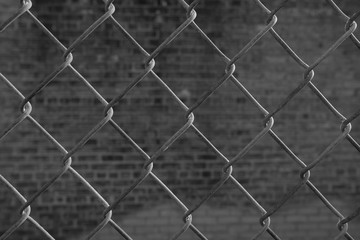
[{"xmin": 0, "ymin": 0, "xmax": 360, "ymax": 239}]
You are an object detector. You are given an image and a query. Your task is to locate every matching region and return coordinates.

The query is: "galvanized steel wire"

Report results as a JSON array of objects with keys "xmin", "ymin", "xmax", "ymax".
[{"xmin": 0, "ymin": 0, "xmax": 360, "ymax": 239}]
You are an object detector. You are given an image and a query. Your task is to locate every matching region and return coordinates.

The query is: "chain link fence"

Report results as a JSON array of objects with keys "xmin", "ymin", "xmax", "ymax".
[{"xmin": 0, "ymin": 0, "xmax": 360, "ymax": 239}]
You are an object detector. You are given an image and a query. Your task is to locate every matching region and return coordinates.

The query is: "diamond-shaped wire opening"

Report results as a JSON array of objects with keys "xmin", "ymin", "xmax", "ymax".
[
  {"xmin": 192, "ymin": 80, "xmax": 267, "ymax": 158},
  {"xmin": 310, "ymin": 139, "xmax": 360, "ymax": 211},
  {"xmin": 259, "ymin": 1, "xmax": 345, "ymax": 63},
  {"xmin": 111, "ymin": 0, "xmax": 188, "ymax": 53},
  {"xmin": 152, "ymin": 25, "xmax": 225, "ymax": 100},
  {"xmin": 30, "ymin": 0, "xmax": 113, "ymax": 47},
  {"xmin": 107, "ymin": 176, "xmax": 195, "ymax": 240},
  {"xmin": 150, "ymin": 128, "xmax": 224, "ymax": 206},
  {"xmin": 27, "ymin": 67, "xmax": 107, "ymax": 149},
  {"xmin": 229, "ymin": 33, "xmax": 306, "ymax": 111},
  {"xmin": 188, "ymin": 180, "xmax": 273, "ymax": 240},
  {"xmin": 0, "ymin": 117, "xmax": 64, "ymax": 190},
  {"xmin": 268, "ymin": 186, "xmax": 349, "ymax": 240},
  {"xmin": 230, "ymin": 133, "xmax": 302, "ymax": 209},
  {"xmin": 307, "ymin": 37, "xmax": 360, "ymax": 120},
  {"xmin": 27, "ymin": 170, "xmax": 110, "ymax": 239},
  {"xmin": 271, "ymin": 86, "xmax": 341, "ymax": 165},
  {"xmin": 109, "ymin": 73, "xmax": 189, "ymax": 155},
  {"xmin": 0, "ymin": 12, "xmax": 62, "ymax": 92},
  {"xmin": 70, "ymin": 123, "xmax": 145, "ymax": 199},
  {"xmin": 192, "ymin": 0, "xmax": 268, "ymax": 57},
  {"xmin": 65, "ymin": 20, "xmax": 145, "ymax": 99}
]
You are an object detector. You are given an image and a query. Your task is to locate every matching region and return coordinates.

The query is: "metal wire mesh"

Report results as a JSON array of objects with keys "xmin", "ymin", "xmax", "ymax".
[{"xmin": 0, "ymin": 0, "xmax": 360, "ymax": 239}]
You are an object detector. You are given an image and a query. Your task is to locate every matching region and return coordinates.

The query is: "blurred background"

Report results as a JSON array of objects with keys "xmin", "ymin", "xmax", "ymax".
[{"xmin": 0, "ymin": 0, "xmax": 360, "ymax": 239}]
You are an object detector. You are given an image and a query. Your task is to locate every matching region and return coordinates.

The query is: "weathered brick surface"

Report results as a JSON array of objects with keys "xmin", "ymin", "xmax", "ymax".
[{"xmin": 0, "ymin": 0, "xmax": 360, "ymax": 239}]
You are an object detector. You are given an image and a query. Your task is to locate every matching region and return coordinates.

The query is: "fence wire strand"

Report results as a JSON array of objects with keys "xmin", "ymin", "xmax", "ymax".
[{"xmin": 0, "ymin": 0, "xmax": 359, "ymax": 239}]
